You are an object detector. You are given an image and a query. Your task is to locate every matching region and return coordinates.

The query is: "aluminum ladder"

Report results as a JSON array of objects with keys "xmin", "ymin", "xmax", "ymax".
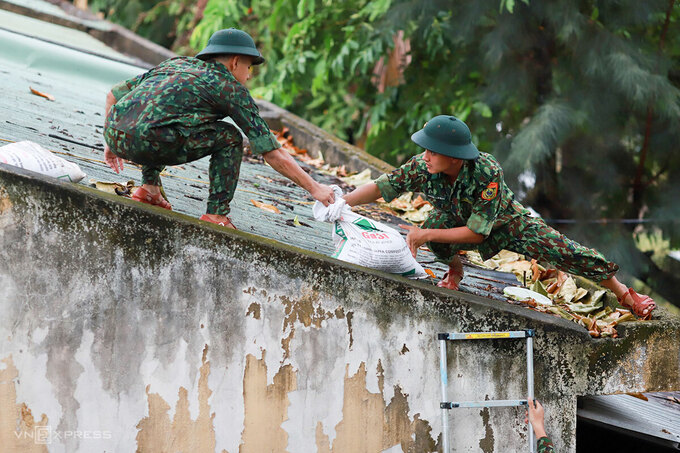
[{"xmin": 438, "ymin": 329, "xmax": 536, "ymax": 453}]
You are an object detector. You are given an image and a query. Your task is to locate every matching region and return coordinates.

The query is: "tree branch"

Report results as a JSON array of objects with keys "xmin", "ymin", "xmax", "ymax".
[{"xmin": 631, "ymin": 0, "xmax": 676, "ymax": 215}]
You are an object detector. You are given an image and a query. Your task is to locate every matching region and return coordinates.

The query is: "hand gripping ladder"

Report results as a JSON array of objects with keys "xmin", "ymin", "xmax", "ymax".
[{"xmin": 438, "ymin": 330, "xmax": 536, "ymax": 453}]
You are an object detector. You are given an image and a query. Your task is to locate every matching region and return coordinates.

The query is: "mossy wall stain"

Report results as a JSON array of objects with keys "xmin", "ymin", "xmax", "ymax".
[
  {"xmin": 0, "ymin": 355, "xmax": 49, "ymax": 453},
  {"xmin": 315, "ymin": 362, "xmax": 438, "ymax": 453},
  {"xmin": 643, "ymin": 332, "xmax": 680, "ymax": 390},
  {"xmin": 240, "ymin": 353, "xmax": 297, "ymax": 453},
  {"xmin": 135, "ymin": 345, "xmax": 218, "ymax": 453}
]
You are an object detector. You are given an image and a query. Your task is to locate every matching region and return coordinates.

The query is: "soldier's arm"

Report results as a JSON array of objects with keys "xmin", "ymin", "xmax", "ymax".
[
  {"xmin": 219, "ymin": 85, "xmax": 282, "ymax": 156},
  {"xmin": 102, "ymin": 73, "xmax": 146, "ymax": 173},
  {"xmin": 343, "ymin": 183, "xmax": 382, "ymax": 206},
  {"xmin": 103, "ymin": 91, "xmax": 125, "ymax": 173},
  {"xmin": 262, "ymin": 148, "xmax": 335, "ymax": 206},
  {"xmin": 105, "ymin": 91, "xmax": 117, "ymax": 119},
  {"xmin": 398, "ymin": 224, "xmax": 483, "ymax": 258},
  {"xmin": 372, "ymin": 155, "xmax": 425, "ymax": 203},
  {"xmin": 420, "ymin": 226, "xmax": 484, "ymax": 244},
  {"xmin": 467, "ymin": 171, "xmax": 504, "ymax": 238}
]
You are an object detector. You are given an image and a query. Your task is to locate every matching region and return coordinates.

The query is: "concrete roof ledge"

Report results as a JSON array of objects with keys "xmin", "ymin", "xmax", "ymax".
[{"xmin": 257, "ymin": 99, "xmax": 396, "ymax": 177}]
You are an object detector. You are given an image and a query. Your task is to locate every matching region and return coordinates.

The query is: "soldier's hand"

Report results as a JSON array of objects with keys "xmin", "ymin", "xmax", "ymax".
[
  {"xmin": 311, "ymin": 183, "xmax": 335, "ymax": 206},
  {"xmin": 399, "ymin": 224, "xmax": 427, "ymax": 258},
  {"xmin": 104, "ymin": 145, "xmax": 125, "ymax": 174}
]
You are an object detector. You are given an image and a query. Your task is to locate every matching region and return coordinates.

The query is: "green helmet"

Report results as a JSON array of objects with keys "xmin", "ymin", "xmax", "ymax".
[
  {"xmin": 195, "ymin": 28, "xmax": 265, "ymax": 65},
  {"xmin": 411, "ymin": 115, "xmax": 479, "ymax": 159}
]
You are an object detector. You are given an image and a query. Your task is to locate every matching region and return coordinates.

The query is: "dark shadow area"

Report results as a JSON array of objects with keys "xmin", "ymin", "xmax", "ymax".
[{"xmin": 578, "ymin": 416, "xmax": 679, "ymax": 452}]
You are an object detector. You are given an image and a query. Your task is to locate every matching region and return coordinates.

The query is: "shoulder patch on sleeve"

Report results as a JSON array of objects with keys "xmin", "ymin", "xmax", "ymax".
[{"xmin": 481, "ymin": 182, "xmax": 498, "ymax": 200}]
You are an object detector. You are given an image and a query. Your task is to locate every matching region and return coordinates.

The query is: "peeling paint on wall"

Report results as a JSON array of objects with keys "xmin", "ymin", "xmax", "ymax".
[
  {"xmin": 246, "ymin": 303, "xmax": 261, "ymax": 320},
  {"xmin": 316, "ymin": 362, "xmax": 438, "ymax": 453},
  {"xmin": 0, "ymin": 355, "xmax": 49, "ymax": 453},
  {"xmin": 279, "ymin": 290, "xmax": 354, "ymax": 358},
  {"xmin": 0, "ymin": 187, "xmax": 11, "ymax": 214},
  {"xmin": 479, "ymin": 407, "xmax": 495, "ymax": 453},
  {"xmin": 240, "ymin": 352, "xmax": 297, "ymax": 453},
  {"xmin": 135, "ymin": 345, "xmax": 216, "ymax": 453}
]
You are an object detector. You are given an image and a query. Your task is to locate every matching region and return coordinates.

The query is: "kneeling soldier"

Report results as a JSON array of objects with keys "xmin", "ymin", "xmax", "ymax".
[
  {"xmin": 343, "ymin": 115, "xmax": 655, "ymax": 319},
  {"xmin": 103, "ymin": 28, "xmax": 334, "ymax": 228}
]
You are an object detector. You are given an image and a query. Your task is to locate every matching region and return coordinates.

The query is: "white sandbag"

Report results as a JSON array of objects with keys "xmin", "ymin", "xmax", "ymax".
[
  {"xmin": 0, "ymin": 140, "xmax": 86, "ymax": 182},
  {"xmin": 314, "ymin": 187, "xmax": 427, "ymax": 279}
]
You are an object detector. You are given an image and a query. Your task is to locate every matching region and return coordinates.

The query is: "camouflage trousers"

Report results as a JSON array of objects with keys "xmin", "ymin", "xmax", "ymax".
[
  {"xmin": 423, "ymin": 210, "xmax": 619, "ymax": 282},
  {"xmin": 104, "ymin": 122, "xmax": 243, "ymax": 215}
]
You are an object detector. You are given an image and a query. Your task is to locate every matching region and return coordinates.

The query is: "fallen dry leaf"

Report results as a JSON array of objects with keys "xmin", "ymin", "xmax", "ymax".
[
  {"xmin": 30, "ymin": 86, "xmax": 55, "ymax": 101},
  {"xmin": 626, "ymin": 392, "xmax": 649, "ymax": 401},
  {"xmin": 412, "ymin": 195, "xmax": 429, "ymax": 210},
  {"xmin": 251, "ymin": 199, "xmax": 281, "ymax": 214},
  {"xmin": 92, "ymin": 179, "xmax": 137, "ymax": 197}
]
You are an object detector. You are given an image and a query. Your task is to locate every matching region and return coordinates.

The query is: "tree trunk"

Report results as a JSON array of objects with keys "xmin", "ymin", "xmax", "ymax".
[
  {"xmin": 627, "ymin": 0, "xmax": 675, "ymax": 220},
  {"xmin": 171, "ymin": 0, "xmax": 209, "ymax": 53}
]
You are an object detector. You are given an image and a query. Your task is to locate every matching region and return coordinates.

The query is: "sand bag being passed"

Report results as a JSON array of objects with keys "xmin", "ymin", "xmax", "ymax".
[
  {"xmin": 0, "ymin": 140, "xmax": 86, "ymax": 182},
  {"xmin": 313, "ymin": 186, "xmax": 426, "ymax": 279}
]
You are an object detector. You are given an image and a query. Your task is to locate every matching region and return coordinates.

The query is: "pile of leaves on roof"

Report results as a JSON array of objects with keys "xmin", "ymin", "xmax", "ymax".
[{"xmin": 464, "ymin": 250, "xmax": 638, "ymax": 338}]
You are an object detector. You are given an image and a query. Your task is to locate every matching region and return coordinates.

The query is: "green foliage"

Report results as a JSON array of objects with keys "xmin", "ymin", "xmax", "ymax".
[{"xmin": 86, "ymin": 0, "xmax": 196, "ymax": 50}]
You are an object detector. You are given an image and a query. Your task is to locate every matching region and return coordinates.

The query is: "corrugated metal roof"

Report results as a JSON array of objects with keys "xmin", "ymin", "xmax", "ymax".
[
  {"xmin": 578, "ymin": 392, "xmax": 680, "ymax": 449},
  {"xmin": 0, "ymin": 14, "xmax": 520, "ymax": 301},
  {"xmin": 0, "ymin": 9, "xmax": 133, "ymax": 62}
]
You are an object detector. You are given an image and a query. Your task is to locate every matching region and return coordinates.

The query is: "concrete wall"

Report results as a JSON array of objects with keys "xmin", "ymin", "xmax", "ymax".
[{"xmin": 1, "ymin": 165, "xmax": 679, "ymax": 453}]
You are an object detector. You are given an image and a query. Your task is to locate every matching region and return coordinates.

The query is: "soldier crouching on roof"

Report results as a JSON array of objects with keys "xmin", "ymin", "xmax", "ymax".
[
  {"xmin": 102, "ymin": 28, "xmax": 335, "ymax": 228},
  {"xmin": 342, "ymin": 115, "xmax": 656, "ymax": 319}
]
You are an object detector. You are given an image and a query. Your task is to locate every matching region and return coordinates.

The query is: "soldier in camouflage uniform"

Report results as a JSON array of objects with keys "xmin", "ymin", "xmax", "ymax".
[
  {"xmin": 103, "ymin": 28, "xmax": 334, "ymax": 228},
  {"xmin": 343, "ymin": 115, "xmax": 655, "ymax": 319}
]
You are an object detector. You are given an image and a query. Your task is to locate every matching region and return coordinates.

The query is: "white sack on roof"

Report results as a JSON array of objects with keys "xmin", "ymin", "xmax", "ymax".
[
  {"xmin": 314, "ymin": 186, "xmax": 427, "ymax": 279},
  {"xmin": 0, "ymin": 140, "xmax": 85, "ymax": 182}
]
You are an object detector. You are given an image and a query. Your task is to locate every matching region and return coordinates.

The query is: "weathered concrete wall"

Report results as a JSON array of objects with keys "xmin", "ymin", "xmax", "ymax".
[{"xmin": 1, "ymin": 165, "xmax": 679, "ymax": 453}]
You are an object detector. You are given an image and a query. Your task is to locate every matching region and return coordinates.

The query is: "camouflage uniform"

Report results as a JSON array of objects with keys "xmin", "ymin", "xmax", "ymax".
[
  {"xmin": 375, "ymin": 153, "xmax": 619, "ymax": 282},
  {"xmin": 104, "ymin": 56, "xmax": 280, "ymax": 215},
  {"xmin": 538, "ymin": 436, "xmax": 555, "ymax": 452}
]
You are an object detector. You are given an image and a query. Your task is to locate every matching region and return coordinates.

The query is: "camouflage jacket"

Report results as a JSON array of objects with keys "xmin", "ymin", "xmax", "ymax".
[
  {"xmin": 106, "ymin": 57, "xmax": 280, "ymax": 155},
  {"xmin": 375, "ymin": 152, "xmax": 531, "ymax": 259},
  {"xmin": 538, "ymin": 436, "xmax": 555, "ymax": 452}
]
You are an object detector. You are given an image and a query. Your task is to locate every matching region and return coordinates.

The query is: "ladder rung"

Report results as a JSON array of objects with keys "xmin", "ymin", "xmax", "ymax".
[
  {"xmin": 442, "ymin": 399, "xmax": 528, "ymax": 409},
  {"xmin": 439, "ymin": 330, "xmax": 533, "ymax": 341}
]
